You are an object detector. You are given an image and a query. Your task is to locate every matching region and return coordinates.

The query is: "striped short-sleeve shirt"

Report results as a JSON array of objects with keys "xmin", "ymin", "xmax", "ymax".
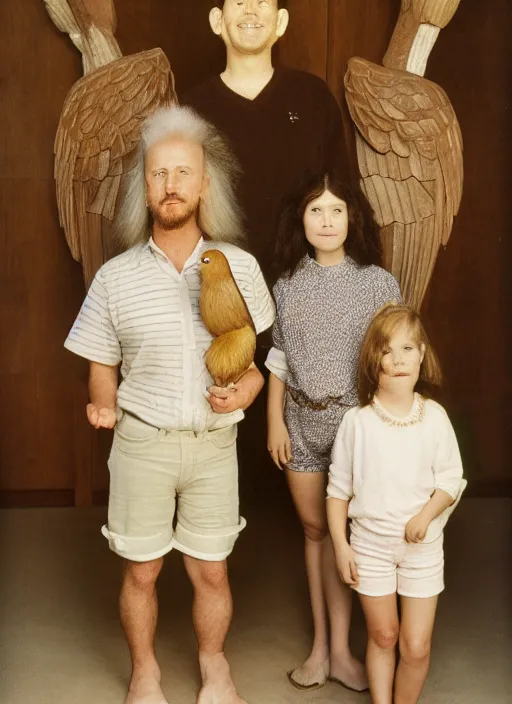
[{"xmin": 64, "ymin": 237, "xmax": 275, "ymax": 431}]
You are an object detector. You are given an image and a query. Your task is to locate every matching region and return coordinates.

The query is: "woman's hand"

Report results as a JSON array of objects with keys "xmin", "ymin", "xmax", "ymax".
[
  {"xmin": 405, "ymin": 512, "xmax": 431, "ymax": 543},
  {"xmin": 336, "ymin": 544, "xmax": 359, "ymax": 587},
  {"xmin": 267, "ymin": 420, "xmax": 292, "ymax": 470}
]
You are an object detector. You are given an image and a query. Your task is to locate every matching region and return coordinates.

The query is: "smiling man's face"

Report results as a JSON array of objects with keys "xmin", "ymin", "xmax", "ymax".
[{"xmin": 210, "ymin": 1, "xmax": 289, "ymax": 56}]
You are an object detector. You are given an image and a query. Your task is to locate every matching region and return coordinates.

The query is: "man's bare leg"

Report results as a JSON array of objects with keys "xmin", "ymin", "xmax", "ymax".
[
  {"xmin": 183, "ymin": 555, "xmax": 247, "ymax": 704},
  {"xmin": 120, "ymin": 558, "xmax": 169, "ymax": 704}
]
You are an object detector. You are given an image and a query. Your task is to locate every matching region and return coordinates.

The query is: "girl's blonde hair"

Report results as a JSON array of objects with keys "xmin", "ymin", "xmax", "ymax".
[{"xmin": 358, "ymin": 303, "xmax": 442, "ymax": 406}]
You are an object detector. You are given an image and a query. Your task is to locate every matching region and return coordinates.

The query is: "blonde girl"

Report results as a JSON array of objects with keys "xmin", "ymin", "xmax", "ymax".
[{"xmin": 327, "ymin": 304, "xmax": 466, "ymax": 704}]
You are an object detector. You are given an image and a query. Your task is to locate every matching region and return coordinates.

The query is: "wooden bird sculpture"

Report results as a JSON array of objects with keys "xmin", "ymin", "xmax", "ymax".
[
  {"xmin": 44, "ymin": 0, "xmax": 176, "ymax": 288},
  {"xmin": 199, "ymin": 250, "xmax": 256, "ymax": 388},
  {"xmin": 344, "ymin": 0, "xmax": 463, "ymax": 310}
]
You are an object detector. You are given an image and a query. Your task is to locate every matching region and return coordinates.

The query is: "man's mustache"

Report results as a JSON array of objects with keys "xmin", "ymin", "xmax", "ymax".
[{"xmin": 159, "ymin": 194, "xmax": 186, "ymax": 205}]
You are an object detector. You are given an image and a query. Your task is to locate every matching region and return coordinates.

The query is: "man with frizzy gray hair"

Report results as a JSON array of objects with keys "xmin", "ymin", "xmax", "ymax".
[{"xmin": 65, "ymin": 105, "xmax": 274, "ymax": 704}]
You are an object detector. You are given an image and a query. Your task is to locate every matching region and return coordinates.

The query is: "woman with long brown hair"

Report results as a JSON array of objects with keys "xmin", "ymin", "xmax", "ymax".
[{"xmin": 266, "ymin": 172, "xmax": 400, "ymax": 692}]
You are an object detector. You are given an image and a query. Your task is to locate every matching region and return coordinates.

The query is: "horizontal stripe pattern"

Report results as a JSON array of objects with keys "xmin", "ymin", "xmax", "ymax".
[{"xmin": 65, "ymin": 238, "xmax": 275, "ymax": 430}]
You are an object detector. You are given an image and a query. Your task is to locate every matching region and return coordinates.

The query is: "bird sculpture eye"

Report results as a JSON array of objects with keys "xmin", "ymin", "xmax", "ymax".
[{"xmin": 202, "ymin": 257, "xmax": 211, "ymax": 264}]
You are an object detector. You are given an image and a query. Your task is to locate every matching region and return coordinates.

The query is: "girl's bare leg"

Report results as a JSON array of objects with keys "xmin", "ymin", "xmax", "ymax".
[
  {"xmin": 285, "ymin": 471, "xmax": 366, "ymax": 690},
  {"xmin": 285, "ymin": 470, "xmax": 330, "ymax": 686},
  {"xmin": 323, "ymin": 536, "xmax": 368, "ymax": 690},
  {"xmin": 359, "ymin": 593, "xmax": 399, "ymax": 704},
  {"xmin": 394, "ymin": 596, "xmax": 438, "ymax": 704}
]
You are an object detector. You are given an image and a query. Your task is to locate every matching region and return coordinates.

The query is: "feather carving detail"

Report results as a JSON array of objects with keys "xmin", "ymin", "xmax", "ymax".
[{"xmin": 345, "ymin": 56, "xmax": 463, "ymax": 309}]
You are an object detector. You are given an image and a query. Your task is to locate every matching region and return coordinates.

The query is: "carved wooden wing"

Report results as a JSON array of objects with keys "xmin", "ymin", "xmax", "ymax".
[
  {"xmin": 345, "ymin": 57, "xmax": 463, "ymax": 308},
  {"xmin": 54, "ymin": 48, "xmax": 176, "ymax": 286}
]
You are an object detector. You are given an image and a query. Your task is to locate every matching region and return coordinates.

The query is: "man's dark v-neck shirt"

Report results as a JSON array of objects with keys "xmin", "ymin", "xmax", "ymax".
[{"xmin": 183, "ymin": 67, "xmax": 348, "ymax": 285}]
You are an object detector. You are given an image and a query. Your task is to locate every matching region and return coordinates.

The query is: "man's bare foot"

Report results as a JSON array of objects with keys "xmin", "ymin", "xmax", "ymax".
[
  {"xmin": 126, "ymin": 673, "xmax": 169, "ymax": 704},
  {"xmin": 197, "ymin": 653, "xmax": 248, "ymax": 704},
  {"xmin": 288, "ymin": 655, "xmax": 329, "ymax": 689},
  {"xmin": 329, "ymin": 653, "xmax": 369, "ymax": 692}
]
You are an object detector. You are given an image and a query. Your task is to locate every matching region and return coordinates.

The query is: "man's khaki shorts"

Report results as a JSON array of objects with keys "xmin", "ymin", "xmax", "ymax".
[{"xmin": 101, "ymin": 413, "xmax": 245, "ymax": 563}]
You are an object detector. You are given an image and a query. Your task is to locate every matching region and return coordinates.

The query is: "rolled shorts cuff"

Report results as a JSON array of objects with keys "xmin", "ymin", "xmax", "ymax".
[
  {"xmin": 353, "ymin": 584, "xmax": 445, "ymax": 598},
  {"xmin": 352, "ymin": 585, "xmax": 397, "ymax": 598},
  {"xmin": 397, "ymin": 585, "xmax": 445, "ymax": 599},
  {"xmin": 286, "ymin": 463, "xmax": 326, "ymax": 473},
  {"xmin": 171, "ymin": 517, "xmax": 247, "ymax": 562},
  {"xmin": 101, "ymin": 525, "xmax": 173, "ymax": 562}
]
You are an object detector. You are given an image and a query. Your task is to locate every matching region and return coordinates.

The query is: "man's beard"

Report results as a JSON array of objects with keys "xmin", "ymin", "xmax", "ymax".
[{"xmin": 150, "ymin": 197, "xmax": 199, "ymax": 231}]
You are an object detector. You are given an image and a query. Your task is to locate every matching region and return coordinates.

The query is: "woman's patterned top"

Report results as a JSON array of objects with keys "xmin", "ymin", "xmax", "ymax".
[{"xmin": 266, "ymin": 255, "xmax": 401, "ymax": 405}]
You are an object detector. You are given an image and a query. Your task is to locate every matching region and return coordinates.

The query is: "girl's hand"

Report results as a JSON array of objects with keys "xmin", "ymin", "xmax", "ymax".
[
  {"xmin": 337, "ymin": 544, "xmax": 359, "ymax": 587},
  {"xmin": 86, "ymin": 404, "xmax": 116, "ymax": 430},
  {"xmin": 405, "ymin": 512, "xmax": 431, "ymax": 543},
  {"xmin": 267, "ymin": 420, "xmax": 292, "ymax": 470}
]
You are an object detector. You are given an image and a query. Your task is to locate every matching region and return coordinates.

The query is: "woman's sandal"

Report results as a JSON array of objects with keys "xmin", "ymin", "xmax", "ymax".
[
  {"xmin": 287, "ymin": 670, "xmax": 327, "ymax": 691},
  {"xmin": 327, "ymin": 675, "xmax": 370, "ymax": 693}
]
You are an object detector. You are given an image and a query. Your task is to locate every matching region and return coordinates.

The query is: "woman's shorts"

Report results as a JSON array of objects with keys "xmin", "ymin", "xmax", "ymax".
[
  {"xmin": 350, "ymin": 524, "xmax": 445, "ymax": 599},
  {"xmin": 285, "ymin": 394, "xmax": 346, "ymax": 473}
]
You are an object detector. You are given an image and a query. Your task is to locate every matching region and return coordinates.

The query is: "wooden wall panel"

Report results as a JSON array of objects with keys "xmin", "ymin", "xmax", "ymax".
[
  {"xmin": 0, "ymin": 0, "xmax": 90, "ymax": 499},
  {"xmin": 327, "ymin": 0, "xmax": 400, "ymax": 70},
  {"xmin": 148, "ymin": 0, "xmax": 225, "ymax": 95},
  {"xmin": 277, "ymin": 0, "xmax": 329, "ymax": 79}
]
